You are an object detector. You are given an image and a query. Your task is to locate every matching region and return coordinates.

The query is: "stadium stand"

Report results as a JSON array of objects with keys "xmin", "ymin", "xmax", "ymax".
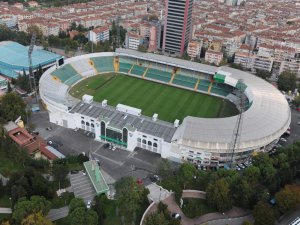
[
  {"xmin": 91, "ymin": 56, "xmax": 115, "ymax": 73},
  {"xmin": 172, "ymin": 74, "xmax": 198, "ymax": 89},
  {"xmin": 130, "ymin": 65, "xmax": 147, "ymax": 76},
  {"xmin": 51, "ymin": 64, "xmax": 80, "ymax": 83},
  {"xmin": 145, "ymin": 68, "xmax": 172, "ymax": 83},
  {"xmin": 70, "ymin": 59, "xmax": 96, "ymax": 77},
  {"xmin": 119, "ymin": 62, "xmax": 133, "ymax": 73},
  {"xmin": 197, "ymin": 79, "xmax": 211, "ymax": 92}
]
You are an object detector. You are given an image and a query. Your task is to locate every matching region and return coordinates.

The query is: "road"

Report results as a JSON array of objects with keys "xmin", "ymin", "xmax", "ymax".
[
  {"xmin": 277, "ymin": 205, "xmax": 300, "ymax": 225},
  {"xmin": 29, "ymin": 111, "xmax": 161, "ymax": 183},
  {"xmin": 47, "ymin": 206, "xmax": 69, "ymax": 221}
]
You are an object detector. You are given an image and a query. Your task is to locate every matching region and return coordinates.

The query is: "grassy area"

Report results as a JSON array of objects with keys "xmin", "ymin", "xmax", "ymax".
[
  {"xmin": 0, "ymin": 151, "xmax": 24, "ymax": 177},
  {"xmin": 70, "ymin": 74, "xmax": 238, "ymax": 122},
  {"xmin": 182, "ymin": 198, "xmax": 215, "ymax": 218}
]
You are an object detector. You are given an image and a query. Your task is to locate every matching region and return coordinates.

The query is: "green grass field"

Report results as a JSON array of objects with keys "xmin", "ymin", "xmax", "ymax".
[{"xmin": 70, "ymin": 73, "xmax": 238, "ymax": 122}]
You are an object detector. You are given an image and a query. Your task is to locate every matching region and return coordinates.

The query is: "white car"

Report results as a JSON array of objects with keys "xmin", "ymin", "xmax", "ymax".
[
  {"xmin": 86, "ymin": 200, "xmax": 91, "ymax": 209},
  {"xmin": 280, "ymin": 138, "xmax": 287, "ymax": 142},
  {"xmin": 112, "ymin": 146, "xmax": 116, "ymax": 151}
]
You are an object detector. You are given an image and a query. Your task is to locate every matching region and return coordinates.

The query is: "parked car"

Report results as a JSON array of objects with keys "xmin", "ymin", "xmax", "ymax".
[
  {"xmin": 171, "ymin": 213, "xmax": 181, "ymax": 220},
  {"xmin": 112, "ymin": 146, "xmax": 116, "ymax": 151},
  {"xmin": 74, "ymin": 127, "xmax": 79, "ymax": 131},
  {"xmin": 150, "ymin": 174, "xmax": 160, "ymax": 182},
  {"xmin": 86, "ymin": 200, "xmax": 91, "ymax": 209},
  {"xmin": 103, "ymin": 143, "xmax": 110, "ymax": 149},
  {"xmin": 47, "ymin": 140, "xmax": 59, "ymax": 149},
  {"xmin": 31, "ymin": 131, "xmax": 39, "ymax": 135}
]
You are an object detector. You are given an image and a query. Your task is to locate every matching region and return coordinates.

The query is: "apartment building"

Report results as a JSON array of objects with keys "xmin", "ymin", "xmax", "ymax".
[
  {"xmin": 88, "ymin": 26, "xmax": 110, "ymax": 43},
  {"xmin": 205, "ymin": 50, "xmax": 223, "ymax": 65},
  {"xmin": 187, "ymin": 40, "xmax": 202, "ymax": 60}
]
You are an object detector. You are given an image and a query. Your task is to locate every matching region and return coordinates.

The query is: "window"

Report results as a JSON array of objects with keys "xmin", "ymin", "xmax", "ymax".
[
  {"xmin": 153, "ymin": 143, "xmax": 157, "ymax": 148},
  {"xmin": 122, "ymin": 128, "xmax": 128, "ymax": 144},
  {"xmin": 81, "ymin": 120, "xmax": 85, "ymax": 124},
  {"xmin": 154, "ymin": 138, "xmax": 158, "ymax": 141},
  {"xmin": 86, "ymin": 122, "xmax": 90, "ymax": 126},
  {"xmin": 148, "ymin": 141, "xmax": 152, "ymax": 146},
  {"xmin": 142, "ymin": 139, "xmax": 146, "ymax": 144},
  {"xmin": 91, "ymin": 124, "xmax": 95, "ymax": 128},
  {"xmin": 143, "ymin": 135, "xmax": 147, "ymax": 138},
  {"xmin": 91, "ymin": 119, "xmax": 94, "ymax": 122},
  {"xmin": 101, "ymin": 121, "xmax": 105, "ymax": 136},
  {"xmin": 81, "ymin": 116, "xmax": 84, "ymax": 119},
  {"xmin": 137, "ymin": 138, "xmax": 141, "ymax": 142}
]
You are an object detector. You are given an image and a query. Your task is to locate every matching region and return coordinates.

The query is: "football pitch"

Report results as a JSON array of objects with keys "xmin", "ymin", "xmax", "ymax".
[{"xmin": 69, "ymin": 73, "xmax": 238, "ymax": 122}]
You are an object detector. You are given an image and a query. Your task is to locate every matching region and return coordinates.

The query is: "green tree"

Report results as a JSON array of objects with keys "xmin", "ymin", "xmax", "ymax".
[
  {"xmin": 115, "ymin": 176, "xmax": 146, "ymax": 215},
  {"xmin": 7, "ymin": 82, "xmax": 12, "ymax": 93},
  {"xmin": 253, "ymin": 201, "xmax": 276, "ymax": 225},
  {"xmin": 0, "ymin": 92, "xmax": 27, "ymax": 122},
  {"xmin": 206, "ymin": 178, "xmax": 232, "ymax": 212},
  {"xmin": 293, "ymin": 95, "xmax": 300, "ymax": 108},
  {"xmin": 69, "ymin": 198, "xmax": 86, "ymax": 213},
  {"xmin": 70, "ymin": 22, "xmax": 77, "ymax": 30},
  {"xmin": 144, "ymin": 213, "xmax": 168, "ymax": 225},
  {"xmin": 138, "ymin": 44, "xmax": 148, "ymax": 52},
  {"xmin": 93, "ymin": 195, "xmax": 106, "ymax": 225},
  {"xmin": 275, "ymin": 186, "xmax": 300, "ymax": 214},
  {"xmin": 156, "ymin": 159, "xmax": 172, "ymax": 179},
  {"xmin": 68, "ymin": 207, "xmax": 86, "ymax": 225},
  {"xmin": 178, "ymin": 163, "xmax": 197, "ymax": 189},
  {"xmin": 255, "ymin": 69, "xmax": 272, "ymax": 80},
  {"xmin": 64, "ymin": 45, "xmax": 71, "ymax": 55},
  {"xmin": 52, "ymin": 163, "xmax": 69, "ymax": 184},
  {"xmin": 85, "ymin": 210, "xmax": 98, "ymax": 225},
  {"xmin": 12, "ymin": 196, "xmax": 51, "ymax": 224},
  {"xmin": 277, "ymin": 70, "xmax": 297, "ymax": 92}
]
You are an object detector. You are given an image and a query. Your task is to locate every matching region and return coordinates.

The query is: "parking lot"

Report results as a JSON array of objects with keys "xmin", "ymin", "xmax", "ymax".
[{"xmin": 30, "ymin": 111, "xmax": 161, "ymax": 183}]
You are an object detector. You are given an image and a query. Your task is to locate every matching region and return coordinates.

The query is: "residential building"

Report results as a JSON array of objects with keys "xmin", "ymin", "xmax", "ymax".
[
  {"xmin": 253, "ymin": 55, "xmax": 273, "ymax": 72},
  {"xmin": 205, "ymin": 50, "xmax": 223, "ymax": 65},
  {"xmin": 125, "ymin": 32, "xmax": 144, "ymax": 50},
  {"xmin": 163, "ymin": 0, "xmax": 193, "ymax": 56},
  {"xmin": 148, "ymin": 21, "xmax": 162, "ymax": 52},
  {"xmin": 88, "ymin": 26, "xmax": 110, "ymax": 44},
  {"xmin": 187, "ymin": 40, "xmax": 202, "ymax": 60},
  {"xmin": 234, "ymin": 51, "xmax": 254, "ymax": 70}
]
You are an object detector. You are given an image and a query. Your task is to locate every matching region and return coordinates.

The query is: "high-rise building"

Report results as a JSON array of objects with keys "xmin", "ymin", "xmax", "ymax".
[{"xmin": 163, "ymin": 0, "xmax": 193, "ymax": 56}]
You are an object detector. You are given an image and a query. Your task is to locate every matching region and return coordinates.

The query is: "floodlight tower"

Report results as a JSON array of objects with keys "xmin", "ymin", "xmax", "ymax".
[
  {"xmin": 229, "ymin": 79, "xmax": 247, "ymax": 168},
  {"xmin": 28, "ymin": 32, "xmax": 38, "ymax": 103}
]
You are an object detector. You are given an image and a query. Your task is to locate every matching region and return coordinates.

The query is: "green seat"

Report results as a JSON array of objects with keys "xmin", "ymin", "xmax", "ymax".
[
  {"xmin": 91, "ymin": 57, "xmax": 114, "ymax": 73},
  {"xmin": 131, "ymin": 65, "xmax": 146, "ymax": 76},
  {"xmin": 52, "ymin": 64, "xmax": 79, "ymax": 83},
  {"xmin": 173, "ymin": 74, "xmax": 197, "ymax": 89},
  {"xmin": 119, "ymin": 62, "xmax": 132, "ymax": 73}
]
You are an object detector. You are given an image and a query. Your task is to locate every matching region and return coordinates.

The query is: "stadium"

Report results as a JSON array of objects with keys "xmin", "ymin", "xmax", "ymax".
[
  {"xmin": 40, "ymin": 48, "xmax": 291, "ymax": 167},
  {"xmin": 0, "ymin": 41, "xmax": 62, "ymax": 78}
]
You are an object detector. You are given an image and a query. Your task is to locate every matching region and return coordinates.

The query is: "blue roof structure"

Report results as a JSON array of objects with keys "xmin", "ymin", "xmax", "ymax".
[{"xmin": 0, "ymin": 41, "xmax": 62, "ymax": 78}]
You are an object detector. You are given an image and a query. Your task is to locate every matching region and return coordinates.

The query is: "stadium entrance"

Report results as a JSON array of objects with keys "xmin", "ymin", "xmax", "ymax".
[{"xmin": 100, "ymin": 122, "xmax": 128, "ymax": 147}]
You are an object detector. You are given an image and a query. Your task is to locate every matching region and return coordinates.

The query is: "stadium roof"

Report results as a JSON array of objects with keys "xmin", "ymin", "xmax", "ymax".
[
  {"xmin": 172, "ymin": 66, "xmax": 291, "ymax": 151},
  {"xmin": 70, "ymin": 102, "xmax": 177, "ymax": 142},
  {"xmin": 116, "ymin": 48, "xmax": 217, "ymax": 75},
  {"xmin": 0, "ymin": 41, "xmax": 62, "ymax": 78}
]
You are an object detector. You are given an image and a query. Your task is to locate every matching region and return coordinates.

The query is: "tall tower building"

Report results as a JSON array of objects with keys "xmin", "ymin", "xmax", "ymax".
[{"xmin": 163, "ymin": 0, "xmax": 193, "ymax": 56}]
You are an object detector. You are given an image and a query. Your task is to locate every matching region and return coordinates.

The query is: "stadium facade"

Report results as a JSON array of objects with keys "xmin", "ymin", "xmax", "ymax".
[
  {"xmin": 40, "ymin": 49, "xmax": 291, "ymax": 167},
  {"xmin": 0, "ymin": 41, "xmax": 62, "ymax": 78}
]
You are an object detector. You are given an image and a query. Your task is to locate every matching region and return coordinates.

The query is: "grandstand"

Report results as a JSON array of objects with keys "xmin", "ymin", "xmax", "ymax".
[
  {"xmin": 40, "ymin": 50, "xmax": 291, "ymax": 168},
  {"xmin": 0, "ymin": 41, "xmax": 62, "ymax": 78},
  {"xmin": 91, "ymin": 56, "xmax": 114, "ymax": 73}
]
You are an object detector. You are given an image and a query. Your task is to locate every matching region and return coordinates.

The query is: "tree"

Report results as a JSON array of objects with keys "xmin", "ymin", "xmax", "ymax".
[
  {"xmin": 255, "ymin": 69, "xmax": 272, "ymax": 80},
  {"xmin": 0, "ymin": 92, "xmax": 27, "ymax": 122},
  {"xmin": 21, "ymin": 212, "xmax": 54, "ymax": 225},
  {"xmin": 144, "ymin": 213, "xmax": 168, "ymax": 225},
  {"xmin": 253, "ymin": 201, "xmax": 276, "ymax": 225},
  {"xmin": 70, "ymin": 22, "xmax": 77, "ymax": 31},
  {"xmin": 138, "ymin": 44, "xmax": 148, "ymax": 52},
  {"xmin": 293, "ymin": 95, "xmax": 300, "ymax": 108},
  {"xmin": 277, "ymin": 70, "xmax": 297, "ymax": 92},
  {"xmin": 115, "ymin": 177, "xmax": 146, "ymax": 215},
  {"xmin": 156, "ymin": 159, "xmax": 172, "ymax": 179},
  {"xmin": 69, "ymin": 198, "xmax": 86, "ymax": 213},
  {"xmin": 93, "ymin": 195, "xmax": 106, "ymax": 225},
  {"xmin": 52, "ymin": 163, "xmax": 69, "ymax": 184},
  {"xmin": 64, "ymin": 45, "xmax": 71, "ymax": 55},
  {"xmin": 12, "ymin": 196, "xmax": 51, "ymax": 224},
  {"xmin": 275, "ymin": 186, "xmax": 300, "ymax": 214},
  {"xmin": 7, "ymin": 82, "xmax": 12, "ymax": 93},
  {"xmin": 85, "ymin": 210, "xmax": 98, "ymax": 225},
  {"xmin": 206, "ymin": 178, "xmax": 232, "ymax": 212},
  {"xmin": 68, "ymin": 207, "xmax": 86, "ymax": 225},
  {"xmin": 178, "ymin": 163, "xmax": 197, "ymax": 189}
]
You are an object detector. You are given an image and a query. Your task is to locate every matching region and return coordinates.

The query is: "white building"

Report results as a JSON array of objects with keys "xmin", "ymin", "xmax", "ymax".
[
  {"xmin": 0, "ymin": 76, "xmax": 8, "ymax": 91},
  {"xmin": 205, "ymin": 50, "xmax": 223, "ymax": 65},
  {"xmin": 187, "ymin": 41, "xmax": 202, "ymax": 60},
  {"xmin": 125, "ymin": 32, "xmax": 144, "ymax": 50},
  {"xmin": 88, "ymin": 26, "xmax": 110, "ymax": 44}
]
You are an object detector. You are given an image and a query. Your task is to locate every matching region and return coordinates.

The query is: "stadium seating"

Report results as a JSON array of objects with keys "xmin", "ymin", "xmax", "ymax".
[
  {"xmin": 130, "ymin": 65, "xmax": 147, "ymax": 76},
  {"xmin": 210, "ymin": 82, "xmax": 233, "ymax": 96},
  {"xmin": 51, "ymin": 64, "xmax": 80, "ymax": 83},
  {"xmin": 172, "ymin": 74, "xmax": 198, "ymax": 89},
  {"xmin": 64, "ymin": 74, "xmax": 82, "ymax": 86},
  {"xmin": 197, "ymin": 79, "xmax": 211, "ymax": 92},
  {"xmin": 91, "ymin": 56, "xmax": 115, "ymax": 73},
  {"xmin": 70, "ymin": 59, "xmax": 96, "ymax": 77},
  {"xmin": 145, "ymin": 68, "xmax": 172, "ymax": 83},
  {"xmin": 119, "ymin": 62, "xmax": 133, "ymax": 73}
]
